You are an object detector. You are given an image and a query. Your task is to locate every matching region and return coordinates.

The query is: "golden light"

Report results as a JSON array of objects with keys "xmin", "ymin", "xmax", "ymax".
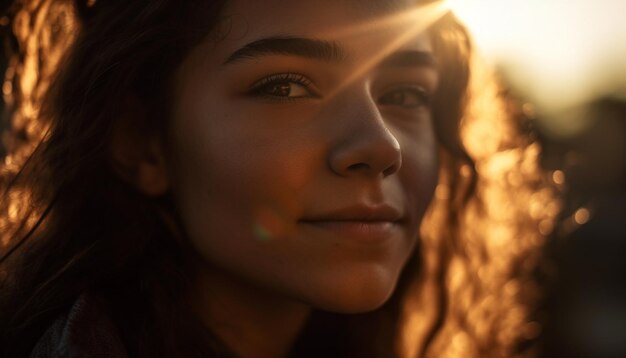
[
  {"xmin": 574, "ymin": 208, "xmax": 591, "ymax": 225},
  {"xmin": 1, "ymin": 2, "xmax": 563, "ymax": 358},
  {"xmin": 321, "ymin": 2, "xmax": 449, "ymax": 97},
  {"xmin": 446, "ymin": 0, "xmax": 626, "ymax": 113},
  {"xmin": 552, "ymin": 170, "xmax": 565, "ymax": 185}
]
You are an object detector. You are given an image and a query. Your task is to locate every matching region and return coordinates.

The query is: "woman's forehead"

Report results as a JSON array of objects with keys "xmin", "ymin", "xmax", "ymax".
[
  {"xmin": 223, "ymin": 0, "xmax": 421, "ymax": 15},
  {"xmin": 219, "ymin": 0, "xmax": 424, "ymax": 33},
  {"xmin": 203, "ymin": 0, "xmax": 435, "ymax": 66}
]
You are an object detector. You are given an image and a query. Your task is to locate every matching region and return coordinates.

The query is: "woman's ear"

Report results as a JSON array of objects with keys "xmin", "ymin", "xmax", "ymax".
[{"xmin": 110, "ymin": 96, "xmax": 170, "ymax": 196}]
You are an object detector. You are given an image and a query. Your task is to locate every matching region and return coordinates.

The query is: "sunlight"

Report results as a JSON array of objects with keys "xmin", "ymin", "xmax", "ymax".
[
  {"xmin": 321, "ymin": 2, "xmax": 450, "ymax": 97},
  {"xmin": 446, "ymin": 0, "xmax": 626, "ymax": 111},
  {"xmin": 319, "ymin": 1, "xmax": 449, "ymax": 40}
]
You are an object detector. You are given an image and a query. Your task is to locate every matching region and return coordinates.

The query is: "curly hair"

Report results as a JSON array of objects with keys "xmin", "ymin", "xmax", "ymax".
[{"xmin": 0, "ymin": 1, "xmax": 559, "ymax": 357}]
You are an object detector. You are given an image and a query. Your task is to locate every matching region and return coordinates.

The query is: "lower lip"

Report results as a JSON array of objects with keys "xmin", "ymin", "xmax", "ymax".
[{"xmin": 299, "ymin": 220, "xmax": 400, "ymax": 243}]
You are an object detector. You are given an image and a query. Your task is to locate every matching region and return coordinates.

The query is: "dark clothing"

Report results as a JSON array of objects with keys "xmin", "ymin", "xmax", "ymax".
[
  {"xmin": 28, "ymin": 293, "xmax": 354, "ymax": 358},
  {"xmin": 30, "ymin": 293, "xmax": 128, "ymax": 358}
]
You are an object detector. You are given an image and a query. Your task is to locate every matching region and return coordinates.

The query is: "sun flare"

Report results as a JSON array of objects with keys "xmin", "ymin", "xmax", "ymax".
[
  {"xmin": 322, "ymin": 2, "xmax": 450, "ymax": 97},
  {"xmin": 445, "ymin": 0, "xmax": 626, "ymax": 111}
]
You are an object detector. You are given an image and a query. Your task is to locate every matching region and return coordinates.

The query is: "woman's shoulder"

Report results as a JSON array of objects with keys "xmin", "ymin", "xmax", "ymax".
[{"xmin": 30, "ymin": 292, "xmax": 128, "ymax": 358}]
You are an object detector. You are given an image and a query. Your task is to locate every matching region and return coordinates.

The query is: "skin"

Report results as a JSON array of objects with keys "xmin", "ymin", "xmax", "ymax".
[{"xmin": 158, "ymin": 0, "xmax": 440, "ymax": 356}]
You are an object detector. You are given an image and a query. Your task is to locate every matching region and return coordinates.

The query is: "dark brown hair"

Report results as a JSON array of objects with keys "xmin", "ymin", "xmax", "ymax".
[{"xmin": 0, "ymin": 1, "xmax": 543, "ymax": 357}]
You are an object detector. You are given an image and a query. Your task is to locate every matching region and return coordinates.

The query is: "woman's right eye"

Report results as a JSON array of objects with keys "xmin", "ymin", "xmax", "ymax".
[
  {"xmin": 249, "ymin": 73, "xmax": 318, "ymax": 100},
  {"xmin": 378, "ymin": 86, "xmax": 431, "ymax": 110}
]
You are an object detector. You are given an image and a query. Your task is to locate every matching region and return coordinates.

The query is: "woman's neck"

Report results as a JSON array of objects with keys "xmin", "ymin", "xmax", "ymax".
[{"xmin": 191, "ymin": 266, "xmax": 311, "ymax": 358}]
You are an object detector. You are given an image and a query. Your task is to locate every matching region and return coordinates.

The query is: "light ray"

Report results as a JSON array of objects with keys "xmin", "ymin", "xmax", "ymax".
[
  {"xmin": 320, "ymin": 2, "xmax": 450, "ymax": 98},
  {"xmin": 317, "ymin": 1, "xmax": 449, "ymax": 40}
]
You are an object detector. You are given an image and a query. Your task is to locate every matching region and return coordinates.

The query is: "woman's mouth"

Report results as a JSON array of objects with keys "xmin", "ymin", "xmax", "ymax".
[
  {"xmin": 299, "ymin": 204, "xmax": 404, "ymax": 243},
  {"xmin": 300, "ymin": 220, "xmax": 400, "ymax": 242}
]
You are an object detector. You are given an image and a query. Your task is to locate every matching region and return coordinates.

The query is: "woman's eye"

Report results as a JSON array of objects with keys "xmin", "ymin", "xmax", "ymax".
[
  {"xmin": 259, "ymin": 82, "xmax": 310, "ymax": 98},
  {"xmin": 249, "ymin": 73, "xmax": 317, "ymax": 99},
  {"xmin": 378, "ymin": 87, "xmax": 430, "ymax": 109}
]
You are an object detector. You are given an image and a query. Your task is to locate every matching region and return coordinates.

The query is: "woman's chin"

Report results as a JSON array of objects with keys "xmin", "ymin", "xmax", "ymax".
[
  {"xmin": 302, "ymin": 269, "xmax": 400, "ymax": 314},
  {"xmin": 314, "ymin": 287, "xmax": 395, "ymax": 314}
]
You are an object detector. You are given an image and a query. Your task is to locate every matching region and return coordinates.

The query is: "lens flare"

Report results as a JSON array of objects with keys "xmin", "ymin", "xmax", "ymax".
[{"xmin": 320, "ymin": 2, "xmax": 450, "ymax": 98}]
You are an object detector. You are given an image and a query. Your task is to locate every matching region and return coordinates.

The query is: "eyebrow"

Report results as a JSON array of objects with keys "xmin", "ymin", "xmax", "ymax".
[
  {"xmin": 223, "ymin": 36, "xmax": 437, "ymax": 70},
  {"xmin": 224, "ymin": 37, "xmax": 345, "ymax": 64},
  {"xmin": 378, "ymin": 50, "xmax": 437, "ymax": 69}
]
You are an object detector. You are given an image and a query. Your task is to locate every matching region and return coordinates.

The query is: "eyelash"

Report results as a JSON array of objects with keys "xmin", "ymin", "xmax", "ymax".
[
  {"xmin": 248, "ymin": 72, "xmax": 318, "ymax": 100},
  {"xmin": 378, "ymin": 85, "xmax": 432, "ymax": 110},
  {"xmin": 248, "ymin": 73, "xmax": 431, "ymax": 110}
]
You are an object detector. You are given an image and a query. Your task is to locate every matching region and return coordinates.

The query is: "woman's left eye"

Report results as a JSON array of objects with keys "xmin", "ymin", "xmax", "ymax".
[
  {"xmin": 249, "ymin": 73, "xmax": 317, "ymax": 99},
  {"xmin": 378, "ymin": 87, "xmax": 431, "ymax": 109}
]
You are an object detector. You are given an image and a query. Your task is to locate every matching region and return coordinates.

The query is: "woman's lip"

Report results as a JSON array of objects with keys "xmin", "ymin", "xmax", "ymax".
[
  {"xmin": 299, "ymin": 220, "xmax": 401, "ymax": 242},
  {"xmin": 300, "ymin": 204, "xmax": 403, "ymax": 222}
]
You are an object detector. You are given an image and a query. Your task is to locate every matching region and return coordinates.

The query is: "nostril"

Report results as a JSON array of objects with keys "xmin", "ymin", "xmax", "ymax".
[
  {"xmin": 330, "ymin": 141, "xmax": 402, "ymax": 178},
  {"xmin": 382, "ymin": 160, "xmax": 401, "ymax": 177},
  {"xmin": 347, "ymin": 163, "xmax": 370, "ymax": 172}
]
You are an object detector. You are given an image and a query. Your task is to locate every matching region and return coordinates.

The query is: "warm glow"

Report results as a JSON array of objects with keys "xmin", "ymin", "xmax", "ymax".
[
  {"xmin": 552, "ymin": 170, "xmax": 565, "ymax": 185},
  {"xmin": 446, "ymin": 0, "xmax": 626, "ymax": 112},
  {"xmin": 1, "ymin": 2, "xmax": 561, "ymax": 358},
  {"xmin": 574, "ymin": 208, "xmax": 591, "ymax": 225},
  {"xmin": 321, "ymin": 2, "xmax": 449, "ymax": 97}
]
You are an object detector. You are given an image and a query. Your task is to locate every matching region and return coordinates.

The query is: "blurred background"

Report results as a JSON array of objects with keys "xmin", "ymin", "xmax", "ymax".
[
  {"xmin": 0, "ymin": 0, "xmax": 624, "ymax": 357},
  {"xmin": 448, "ymin": 0, "xmax": 626, "ymax": 357}
]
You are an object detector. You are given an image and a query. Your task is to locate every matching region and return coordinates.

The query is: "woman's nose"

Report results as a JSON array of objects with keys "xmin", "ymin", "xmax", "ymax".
[{"xmin": 327, "ymin": 93, "xmax": 402, "ymax": 178}]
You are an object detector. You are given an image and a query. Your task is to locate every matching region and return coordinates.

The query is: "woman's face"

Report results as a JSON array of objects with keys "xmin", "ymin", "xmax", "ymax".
[{"xmin": 168, "ymin": 0, "xmax": 439, "ymax": 312}]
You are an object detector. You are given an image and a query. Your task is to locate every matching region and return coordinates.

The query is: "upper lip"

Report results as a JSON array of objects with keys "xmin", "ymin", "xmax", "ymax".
[{"xmin": 300, "ymin": 204, "xmax": 403, "ymax": 222}]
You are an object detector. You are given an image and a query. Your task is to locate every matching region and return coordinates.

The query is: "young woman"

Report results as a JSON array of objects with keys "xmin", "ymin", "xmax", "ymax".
[{"xmin": 0, "ymin": 0, "xmax": 556, "ymax": 357}]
